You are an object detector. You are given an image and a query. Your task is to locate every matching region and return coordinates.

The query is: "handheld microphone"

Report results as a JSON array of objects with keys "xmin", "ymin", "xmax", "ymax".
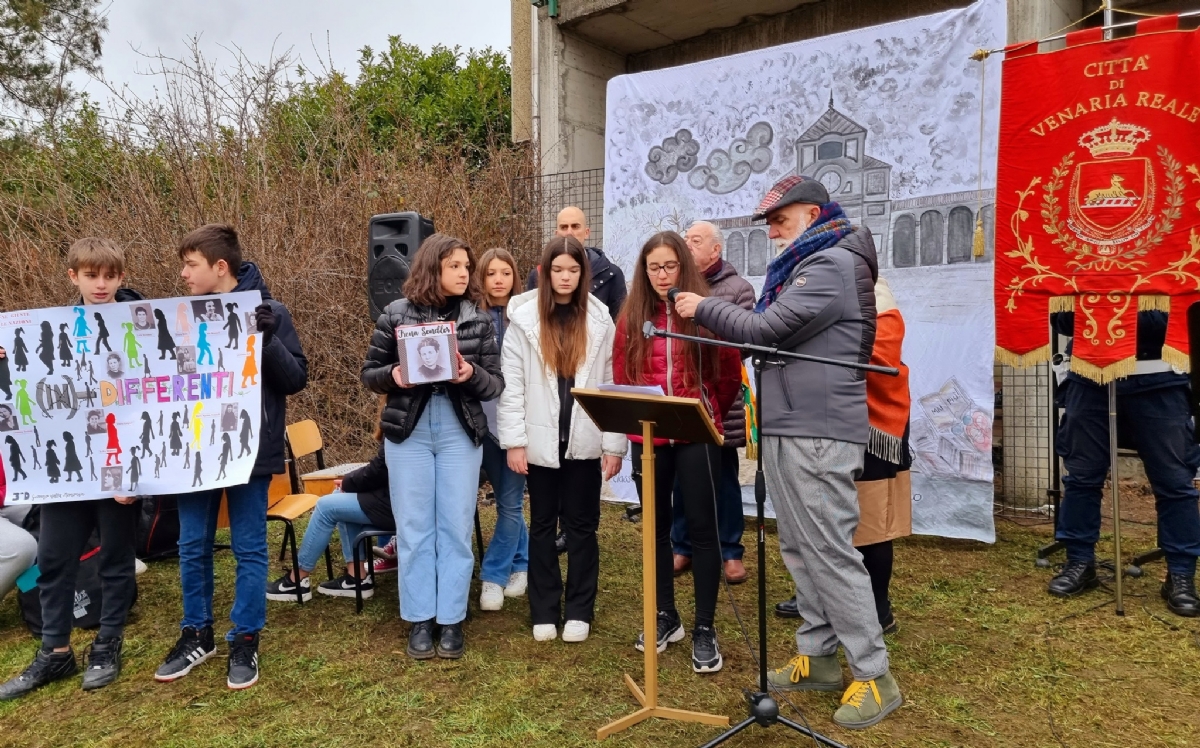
[{"xmin": 667, "ymin": 287, "xmax": 682, "ymax": 304}]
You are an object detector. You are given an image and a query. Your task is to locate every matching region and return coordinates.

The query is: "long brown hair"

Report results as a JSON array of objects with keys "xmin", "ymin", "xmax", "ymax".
[
  {"xmin": 476, "ymin": 247, "xmax": 522, "ymax": 317},
  {"xmin": 621, "ymin": 231, "xmax": 715, "ymax": 389},
  {"xmin": 538, "ymin": 236, "xmax": 591, "ymax": 377},
  {"xmin": 402, "ymin": 233, "xmax": 482, "ymax": 307}
]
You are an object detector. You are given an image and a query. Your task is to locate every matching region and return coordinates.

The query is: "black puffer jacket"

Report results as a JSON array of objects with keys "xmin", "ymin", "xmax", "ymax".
[
  {"xmin": 705, "ymin": 260, "xmax": 755, "ymax": 449},
  {"xmin": 341, "ymin": 445, "xmax": 393, "ymax": 531},
  {"xmin": 234, "ymin": 262, "xmax": 309, "ymax": 477},
  {"xmin": 527, "ymin": 246, "xmax": 627, "ymax": 321},
  {"xmin": 362, "ymin": 298, "xmax": 503, "ymax": 446},
  {"xmin": 695, "ymin": 228, "xmax": 878, "ymax": 444}
]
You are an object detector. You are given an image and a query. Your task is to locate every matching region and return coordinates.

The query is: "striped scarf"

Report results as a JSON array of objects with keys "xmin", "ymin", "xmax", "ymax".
[{"xmin": 754, "ymin": 202, "xmax": 853, "ymax": 312}]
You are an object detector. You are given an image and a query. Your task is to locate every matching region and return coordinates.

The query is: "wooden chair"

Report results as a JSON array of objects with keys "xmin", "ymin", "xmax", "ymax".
[{"xmin": 288, "ymin": 420, "xmax": 367, "ymax": 496}]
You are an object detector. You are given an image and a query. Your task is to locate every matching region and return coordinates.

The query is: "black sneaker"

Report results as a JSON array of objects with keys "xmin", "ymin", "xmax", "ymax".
[
  {"xmin": 266, "ymin": 572, "xmax": 311, "ymax": 602},
  {"xmin": 436, "ymin": 622, "xmax": 464, "ymax": 659},
  {"xmin": 692, "ymin": 626, "xmax": 723, "ymax": 673},
  {"xmin": 635, "ymin": 611, "xmax": 685, "ymax": 654},
  {"xmin": 155, "ymin": 626, "xmax": 216, "ymax": 682},
  {"xmin": 0, "ymin": 648, "xmax": 77, "ymax": 701},
  {"xmin": 1047, "ymin": 561, "xmax": 1099, "ymax": 598},
  {"xmin": 317, "ymin": 573, "xmax": 374, "ymax": 599},
  {"xmin": 81, "ymin": 636, "xmax": 123, "ymax": 691},
  {"xmin": 227, "ymin": 633, "xmax": 259, "ymax": 690},
  {"xmin": 407, "ymin": 619, "xmax": 437, "ymax": 660}
]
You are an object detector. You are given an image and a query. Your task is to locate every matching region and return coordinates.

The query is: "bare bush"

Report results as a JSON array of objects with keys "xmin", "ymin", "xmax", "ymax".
[{"xmin": 0, "ymin": 43, "xmax": 537, "ymax": 464}]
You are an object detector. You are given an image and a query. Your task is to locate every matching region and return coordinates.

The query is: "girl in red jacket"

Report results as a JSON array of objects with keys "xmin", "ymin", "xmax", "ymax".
[{"xmin": 612, "ymin": 231, "xmax": 742, "ymax": 674}]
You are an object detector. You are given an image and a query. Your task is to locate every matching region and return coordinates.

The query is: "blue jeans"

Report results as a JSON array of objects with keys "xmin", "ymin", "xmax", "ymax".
[
  {"xmin": 671, "ymin": 446, "xmax": 745, "ymax": 561},
  {"xmin": 297, "ymin": 492, "xmax": 372, "ymax": 572},
  {"xmin": 1056, "ymin": 381, "xmax": 1200, "ymax": 576},
  {"xmin": 386, "ymin": 393, "xmax": 483, "ymax": 624},
  {"xmin": 177, "ymin": 477, "xmax": 270, "ymax": 639},
  {"xmin": 479, "ymin": 435, "xmax": 528, "ymax": 586}
]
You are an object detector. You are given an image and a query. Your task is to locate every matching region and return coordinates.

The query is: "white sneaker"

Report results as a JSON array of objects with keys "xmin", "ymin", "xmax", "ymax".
[
  {"xmin": 479, "ymin": 582, "xmax": 504, "ymax": 611},
  {"xmin": 562, "ymin": 620, "xmax": 590, "ymax": 643},
  {"xmin": 134, "ymin": 558, "xmax": 148, "ymax": 575},
  {"xmin": 504, "ymin": 571, "xmax": 528, "ymax": 598},
  {"xmin": 533, "ymin": 624, "xmax": 557, "ymax": 642}
]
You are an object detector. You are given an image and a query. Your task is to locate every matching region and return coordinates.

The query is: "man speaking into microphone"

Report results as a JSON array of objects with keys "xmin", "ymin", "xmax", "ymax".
[{"xmin": 673, "ymin": 175, "xmax": 901, "ymax": 730}]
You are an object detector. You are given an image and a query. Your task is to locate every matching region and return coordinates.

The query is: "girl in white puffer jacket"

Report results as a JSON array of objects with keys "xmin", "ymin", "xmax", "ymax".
[{"xmin": 498, "ymin": 236, "xmax": 627, "ymax": 643}]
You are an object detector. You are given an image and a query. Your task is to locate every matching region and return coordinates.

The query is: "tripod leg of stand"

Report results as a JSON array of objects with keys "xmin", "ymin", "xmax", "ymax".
[{"xmin": 1108, "ymin": 382, "xmax": 1125, "ymax": 616}]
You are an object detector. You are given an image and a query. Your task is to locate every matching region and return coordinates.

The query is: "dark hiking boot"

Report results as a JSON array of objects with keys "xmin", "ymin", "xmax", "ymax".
[
  {"xmin": 1047, "ymin": 561, "xmax": 1098, "ymax": 598},
  {"xmin": 1162, "ymin": 573, "xmax": 1199, "ymax": 618}
]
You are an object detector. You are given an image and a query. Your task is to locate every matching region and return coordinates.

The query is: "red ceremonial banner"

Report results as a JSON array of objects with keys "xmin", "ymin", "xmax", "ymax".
[{"xmin": 995, "ymin": 18, "xmax": 1200, "ymax": 382}]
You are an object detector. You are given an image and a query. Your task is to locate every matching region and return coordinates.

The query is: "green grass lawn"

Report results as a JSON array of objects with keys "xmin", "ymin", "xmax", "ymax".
[{"xmin": 1, "ymin": 504, "xmax": 1197, "ymax": 748}]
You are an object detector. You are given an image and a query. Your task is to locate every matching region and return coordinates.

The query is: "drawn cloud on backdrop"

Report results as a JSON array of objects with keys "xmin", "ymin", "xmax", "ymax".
[
  {"xmin": 687, "ymin": 121, "xmax": 774, "ymax": 195},
  {"xmin": 645, "ymin": 129, "xmax": 700, "ymax": 185}
]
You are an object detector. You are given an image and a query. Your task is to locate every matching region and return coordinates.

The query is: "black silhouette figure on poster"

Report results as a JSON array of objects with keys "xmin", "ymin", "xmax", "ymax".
[
  {"xmin": 224, "ymin": 303, "xmax": 241, "ymax": 349},
  {"xmin": 183, "ymin": 445, "xmax": 190, "ymax": 470},
  {"xmin": 73, "ymin": 308, "xmax": 91, "ymax": 354},
  {"xmin": 217, "ymin": 433, "xmax": 232, "ymax": 480},
  {"xmin": 35, "ymin": 321, "xmax": 54, "ymax": 375},
  {"xmin": 57, "ymin": 324, "xmax": 73, "ymax": 368},
  {"xmin": 121, "ymin": 323, "xmax": 142, "ymax": 370},
  {"xmin": 140, "ymin": 412, "xmax": 153, "ymax": 455},
  {"xmin": 209, "ymin": 420, "xmax": 216, "ymax": 446},
  {"xmin": 217, "ymin": 349, "xmax": 225, "ymax": 372},
  {"xmin": 127, "ymin": 447, "xmax": 141, "ymax": 492},
  {"xmin": 238, "ymin": 409, "xmax": 253, "ymax": 458},
  {"xmin": 85, "ymin": 432, "xmax": 92, "ymax": 457},
  {"xmin": 154, "ymin": 452, "xmax": 162, "ymax": 479},
  {"xmin": 100, "ymin": 465, "xmax": 121, "ymax": 492},
  {"xmin": 0, "ymin": 347, "xmax": 11, "ymax": 400},
  {"xmin": 169, "ymin": 412, "xmax": 183, "ymax": 455},
  {"xmin": 196, "ymin": 322, "xmax": 213, "ymax": 366},
  {"xmin": 159, "ymin": 441, "xmax": 167, "ymax": 468},
  {"xmin": 154, "ymin": 308, "xmax": 177, "ymax": 360},
  {"xmin": 93, "ymin": 313, "xmax": 111, "ymax": 353},
  {"xmin": 45, "ymin": 440, "xmax": 60, "ymax": 483},
  {"xmin": 105, "ymin": 352, "xmax": 124, "ymax": 380},
  {"xmin": 87, "ymin": 361, "xmax": 96, "ymax": 387},
  {"xmin": 0, "ymin": 404, "xmax": 15, "ymax": 431},
  {"xmin": 62, "ymin": 432, "xmax": 82, "ymax": 481},
  {"xmin": 143, "ymin": 355, "xmax": 151, "ymax": 378},
  {"xmin": 33, "ymin": 427, "xmax": 40, "ymax": 448},
  {"xmin": 5, "ymin": 436, "xmax": 27, "ymax": 480},
  {"xmin": 15, "ymin": 380, "xmax": 36, "ymax": 425},
  {"xmin": 32, "ymin": 445, "xmax": 41, "ymax": 470},
  {"xmin": 12, "ymin": 328, "xmax": 29, "ymax": 372},
  {"xmin": 75, "ymin": 355, "xmax": 84, "ymax": 379},
  {"xmin": 105, "ymin": 412, "xmax": 122, "ymax": 466},
  {"xmin": 89, "ymin": 456, "xmax": 96, "ymax": 481},
  {"xmin": 192, "ymin": 451, "xmax": 203, "ymax": 487},
  {"xmin": 241, "ymin": 335, "xmax": 258, "ymax": 387},
  {"xmin": 158, "ymin": 410, "xmax": 164, "ymax": 438}
]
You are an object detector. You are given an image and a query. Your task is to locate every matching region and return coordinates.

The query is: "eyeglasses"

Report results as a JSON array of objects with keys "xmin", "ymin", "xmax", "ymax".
[{"xmin": 647, "ymin": 261, "xmax": 680, "ymax": 275}]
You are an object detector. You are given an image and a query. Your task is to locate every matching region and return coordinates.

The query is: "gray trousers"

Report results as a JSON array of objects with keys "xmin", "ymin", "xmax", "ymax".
[
  {"xmin": 0, "ymin": 511, "xmax": 37, "ymax": 602},
  {"xmin": 764, "ymin": 436, "xmax": 889, "ymax": 680}
]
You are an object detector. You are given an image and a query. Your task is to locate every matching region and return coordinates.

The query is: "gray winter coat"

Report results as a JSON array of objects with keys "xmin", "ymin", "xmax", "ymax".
[
  {"xmin": 705, "ymin": 260, "xmax": 755, "ymax": 449},
  {"xmin": 362, "ymin": 298, "xmax": 504, "ymax": 446},
  {"xmin": 694, "ymin": 228, "xmax": 878, "ymax": 444}
]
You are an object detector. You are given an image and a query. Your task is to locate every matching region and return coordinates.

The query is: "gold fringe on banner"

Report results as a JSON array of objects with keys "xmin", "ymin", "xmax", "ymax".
[
  {"xmin": 1162, "ymin": 345, "xmax": 1191, "ymax": 372},
  {"xmin": 1138, "ymin": 294, "xmax": 1170, "ymax": 312},
  {"xmin": 995, "ymin": 344, "xmax": 1051, "ymax": 368},
  {"xmin": 1049, "ymin": 296, "xmax": 1076, "ymax": 313},
  {"xmin": 1070, "ymin": 355, "xmax": 1137, "ymax": 384}
]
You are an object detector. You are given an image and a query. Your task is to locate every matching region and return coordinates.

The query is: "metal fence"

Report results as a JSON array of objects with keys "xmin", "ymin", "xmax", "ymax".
[{"xmin": 510, "ymin": 168, "xmax": 606, "ymax": 272}]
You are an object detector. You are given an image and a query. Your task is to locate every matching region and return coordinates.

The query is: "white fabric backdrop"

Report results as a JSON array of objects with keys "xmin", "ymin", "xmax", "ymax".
[{"xmin": 600, "ymin": 0, "xmax": 1004, "ymax": 542}]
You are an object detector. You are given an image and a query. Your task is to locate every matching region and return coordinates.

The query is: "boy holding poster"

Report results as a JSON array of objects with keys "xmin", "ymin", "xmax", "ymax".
[
  {"xmin": 154, "ymin": 224, "xmax": 307, "ymax": 690},
  {"xmin": 0, "ymin": 238, "xmax": 145, "ymax": 700}
]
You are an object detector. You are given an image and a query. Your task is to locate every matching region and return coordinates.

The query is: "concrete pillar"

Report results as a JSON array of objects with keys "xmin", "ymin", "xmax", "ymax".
[{"xmin": 511, "ymin": 0, "xmax": 532, "ymax": 144}]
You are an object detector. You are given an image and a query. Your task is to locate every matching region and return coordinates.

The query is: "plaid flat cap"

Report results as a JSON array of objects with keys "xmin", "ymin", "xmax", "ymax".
[{"xmin": 752, "ymin": 175, "xmax": 830, "ymax": 220}]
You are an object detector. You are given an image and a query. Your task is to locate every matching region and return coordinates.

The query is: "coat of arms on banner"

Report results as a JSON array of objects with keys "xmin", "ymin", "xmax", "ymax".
[{"xmin": 995, "ymin": 18, "xmax": 1200, "ymax": 382}]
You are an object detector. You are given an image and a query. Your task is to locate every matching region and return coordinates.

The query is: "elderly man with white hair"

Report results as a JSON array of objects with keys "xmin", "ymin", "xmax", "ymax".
[{"xmin": 668, "ymin": 221, "xmax": 755, "ymax": 586}]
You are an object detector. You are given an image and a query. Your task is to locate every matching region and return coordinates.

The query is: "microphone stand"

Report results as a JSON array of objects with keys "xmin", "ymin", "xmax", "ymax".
[{"xmin": 643, "ymin": 321, "xmax": 897, "ymax": 748}]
